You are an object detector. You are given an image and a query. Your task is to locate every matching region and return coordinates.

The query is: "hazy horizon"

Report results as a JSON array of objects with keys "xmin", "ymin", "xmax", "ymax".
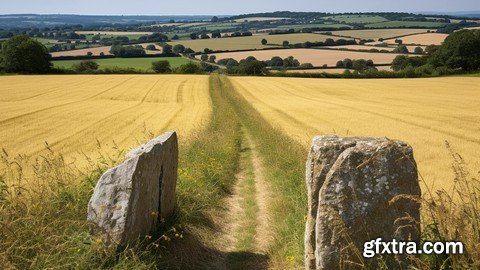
[{"xmin": 1, "ymin": 0, "xmax": 480, "ymax": 16}]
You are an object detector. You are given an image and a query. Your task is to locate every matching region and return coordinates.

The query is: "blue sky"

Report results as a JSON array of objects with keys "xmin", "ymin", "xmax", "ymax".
[{"xmin": 1, "ymin": 0, "xmax": 479, "ymax": 15}]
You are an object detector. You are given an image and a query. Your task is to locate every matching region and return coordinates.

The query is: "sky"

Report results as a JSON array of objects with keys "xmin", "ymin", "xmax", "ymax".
[{"xmin": 1, "ymin": 0, "xmax": 479, "ymax": 15}]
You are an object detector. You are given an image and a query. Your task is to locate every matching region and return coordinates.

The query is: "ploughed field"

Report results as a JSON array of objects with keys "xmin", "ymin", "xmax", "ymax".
[
  {"xmin": 230, "ymin": 76, "xmax": 480, "ymax": 191},
  {"xmin": 0, "ymin": 75, "xmax": 211, "ymax": 176}
]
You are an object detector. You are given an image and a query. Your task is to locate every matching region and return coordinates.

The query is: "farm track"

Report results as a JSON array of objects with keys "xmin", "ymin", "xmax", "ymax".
[{"xmin": 220, "ymin": 128, "xmax": 271, "ymax": 269}]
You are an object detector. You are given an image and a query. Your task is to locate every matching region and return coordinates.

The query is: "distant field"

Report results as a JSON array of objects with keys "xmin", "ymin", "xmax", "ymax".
[
  {"xmin": 187, "ymin": 22, "xmax": 241, "ymax": 31},
  {"xmin": 275, "ymin": 66, "xmax": 393, "ymax": 74},
  {"xmin": 230, "ymin": 76, "xmax": 480, "ymax": 191},
  {"xmin": 331, "ymin": 29, "xmax": 429, "ymax": 40},
  {"xmin": 210, "ymin": 48, "xmax": 401, "ymax": 66},
  {"xmin": 233, "ymin": 17, "xmax": 289, "ymax": 22},
  {"xmin": 0, "ymin": 75, "xmax": 211, "ymax": 173},
  {"xmin": 277, "ymin": 23, "xmax": 352, "ymax": 29},
  {"xmin": 384, "ymin": 33, "xmax": 449, "ymax": 45},
  {"xmin": 35, "ymin": 38, "xmax": 62, "ymax": 45},
  {"xmin": 324, "ymin": 44, "xmax": 426, "ymax": 52},
  {"xmin": 168, "ymin": 33, "xmax": 350, "ymax": 52},
  {"xmin": 365, "ymin": 20, "xmax": 447, "ymax": 28},
  {"xmin": 53, "ymin": 57, "xmax": 191, "ymax": 70},
  {"xmin": 50, "ymin": 43, "xmax": 162, "ymax": 57},
  {"xmin": 323, "ymin": 15, "xmax": 388, "ymax": 24},
  {"xmin": 177, "ymin": 22, "xmax": 210, "ymax": 28},
  {"xmin": 76, "ymin": 31, "xmax": 153, "ymax": 36}
]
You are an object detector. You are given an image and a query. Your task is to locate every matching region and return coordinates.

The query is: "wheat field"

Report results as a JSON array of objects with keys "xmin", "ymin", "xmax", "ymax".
[
  {"xmin": 230, "ymin": 76, "xmax": 480, "ymax": 191},
  {"xmin": 0, "ymin": 75, "xmax": 211, "ymax": 176}
]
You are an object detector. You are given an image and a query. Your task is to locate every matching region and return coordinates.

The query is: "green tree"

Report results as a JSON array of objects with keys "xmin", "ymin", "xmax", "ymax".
[
  {"xmin": 173, "ymin": 44, "xmax": 185, "ymax": 54},
  {"xmin": 414, "ymin": 46, "xmax": 424, "ymax": 54},
  {"xmin": 211, "ymin": 16, "xmax": 219, "ymax": 22},
  {"xmin": 299, "ymin": 63, "xmax": 314, "ymax": 68},
  {"xmin": 336, "ymin": 60, "xmax": 344, "ymax": 68},
  {"xmin": 0, "ymin": 35, "xmax": 51, "ymax": 73},
  {"xmin": 429, "ymin": 29, "xmax": 480, "ymax": 71},
  {"xmin": 261, "ymin": 38, "xmax": 268, "ymax": 45},
  {"xmin": 209, "ymin": 55, "xmax": 216, "ymax": 63},
  {"xmin": 162, "ymin": 44, "xmax": 173, "ymax": 54},
  {"xmin": 394, "ymin": 45, "xmax": 409, "ymax": 54},
  {"xmin": 343, "ymin": 58, "xmax": 353, "ymax": 68},
  {"xmin": 268, "ymin": 56, "xmax": 283, "ymax": 67},
  {"xmin": 152, "ymin": 60, "xmax": 171, "ymax": 73},
  {"xmin": 200, "ymin": 54, "xmax": 209, "ymax": 61},
  {"xmin": 146, "ymin": 44, "xmax": 157, "ymax": 50},
  {"xmin": 72, "ymin": 60, "xmax": 99, "ymax": 72},
  {"xmin": 283, "ymin": 56, "xmax": 300, "ymax": 67},
  {"xmin": 282, "ymin": 40, "xmax": 290, "ymax": 47},
  {"xmin": 176, "ymin": 62, "xmax": 202, "ymax": 74}
]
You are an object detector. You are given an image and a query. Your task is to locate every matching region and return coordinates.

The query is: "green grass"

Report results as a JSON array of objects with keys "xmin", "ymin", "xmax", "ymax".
[
  {"xmin": 365, "ymin": 20, "xmax": 447, "ymax": 28},
  {"xmin": 277, "ymin": 23, "xmax": 352, "ymax": 29},
  {"xmin": 218, "ymin": 75, "xmax": 307, "ymax": 268},
  {"xmin": 53, "ymin": 57, "xmax": 192, "ymax": 71},
  {"xmin": 232, "ymin": 137, "xmax": 258, "ymax": 251},
  {"xmin": 323, "ymin": 15, "xmax": 388, "ymax": 24},
  {"xmin": 84, "ymin": 34, "xmax": 146, "ymax": 41}
]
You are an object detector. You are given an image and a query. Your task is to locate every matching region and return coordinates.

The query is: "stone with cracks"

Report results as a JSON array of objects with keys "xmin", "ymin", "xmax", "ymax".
[
  {"xmin": 87, "ymin": 131, "xmax": 178, "ymax": 249},
  {"xmin": 305, "ymin": 135, "xmax": 421, "ymax": 270}
]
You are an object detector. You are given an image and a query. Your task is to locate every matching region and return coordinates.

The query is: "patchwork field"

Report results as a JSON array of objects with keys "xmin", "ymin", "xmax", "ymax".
[
  {"xmin": 365, "ymin": 21, "xmax": 447, "ymax": 28},
  {"xmin": 384, "ymin": 33, "xmax": 449, "ymax": 45},
  {"xmin": 168, "ymin": 33, "xmax": 351, "ymax": 52},
  {"xmin": 278, "ymin": 65, "xmax": 393, "ymax": 73},
  {"xmin": 230, "ymin": 76, "xmax": 480, "ymax": 191},
  {"xmin": 53, "ymin": 56, "xmax": 191, "ymax": 70},
  {"xmin": 76, "ymin": 31, "xmax": 154, "ymax": 35},
  {"xmin": 324, "ymin": 44, "xmax": 426, "ymax": 52},
  {"xmin": 323, "ymin": 15, "xmax": 388, "ymax": 24},
  {"xmin": 51, "ymin": 43, "xmax": 163, "ymax": 57},
  {"xmin": 233, "ymin": 17, "xmax": 289, "ymax": 22},
  {"xmin": 0, "ymin": 75, "xmax": 211, "ymax": 174},
  {"xmin": 331, "ymin": 28, "xmax": 429, "ymax": 40},
  {"xmin": 210, "ymin": 48, "xmax": 401, "ymax": 66}
]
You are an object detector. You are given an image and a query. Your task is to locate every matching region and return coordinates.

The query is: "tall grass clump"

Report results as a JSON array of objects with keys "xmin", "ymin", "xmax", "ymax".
[
  {"xmin": 0, "ymin": 143, "xmax": 123, "ymax": 269},
  {"xmin": 419, "ymin": 142, "xmax": 480, "ymax": 269},
  {"xmin": 217, "ymin": 75, "xmax": 307, "ymax": 268}
]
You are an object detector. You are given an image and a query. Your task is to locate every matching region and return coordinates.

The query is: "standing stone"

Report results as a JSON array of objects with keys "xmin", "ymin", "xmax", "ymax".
[
  {"xmin": 87, "ymin": 131, "xmax": 178, "ymax": 249},
  {"xmin": 305, "ymin": 135, "xmax": 421, "ymax": 270}
]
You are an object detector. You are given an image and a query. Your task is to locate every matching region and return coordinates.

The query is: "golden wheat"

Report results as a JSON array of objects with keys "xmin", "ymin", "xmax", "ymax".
[
  {"xmin": 230, "ymin": 76, "xmax": 480, "ymax": 191},
  {"xmin": 0, "ymin": 75, "xmax": 211, "ymax": 178}
]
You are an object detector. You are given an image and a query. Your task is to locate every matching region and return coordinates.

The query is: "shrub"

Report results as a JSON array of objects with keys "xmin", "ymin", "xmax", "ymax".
[
  {"xmin": 151, "ymin": 60, "xmax": 171, "ymax": 73},
  {"xmin": 175, "ymin": 62, "xmax": 203, "ymax": 74},
  {"xmin": 72, "ymin": 60, "xmax": 99, "ymax": 72},
  {"xmin": 145, "ymin": 44, "xmax": 157, "ymax": 51}
]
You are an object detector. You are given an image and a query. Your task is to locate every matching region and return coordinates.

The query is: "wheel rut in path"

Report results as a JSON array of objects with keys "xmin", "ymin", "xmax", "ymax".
[{"xmin": 218, "ymin": 128, "xmax": 273, "ymax": 270}]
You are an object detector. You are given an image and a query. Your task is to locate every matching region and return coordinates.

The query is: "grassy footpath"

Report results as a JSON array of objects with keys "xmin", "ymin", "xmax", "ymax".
[{"xmin": 214, "ymin": 75, "xmax": 308, "ymax": 268}]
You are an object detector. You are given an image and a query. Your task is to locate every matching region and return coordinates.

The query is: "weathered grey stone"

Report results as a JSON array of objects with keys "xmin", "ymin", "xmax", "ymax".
[
  {"xmin": 305, "ymin": 135, "xmax": 421, "ymax": 270},
  {"xmin": 87, "ymin": 131, "xmax": 178, "ymax": 249}
]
